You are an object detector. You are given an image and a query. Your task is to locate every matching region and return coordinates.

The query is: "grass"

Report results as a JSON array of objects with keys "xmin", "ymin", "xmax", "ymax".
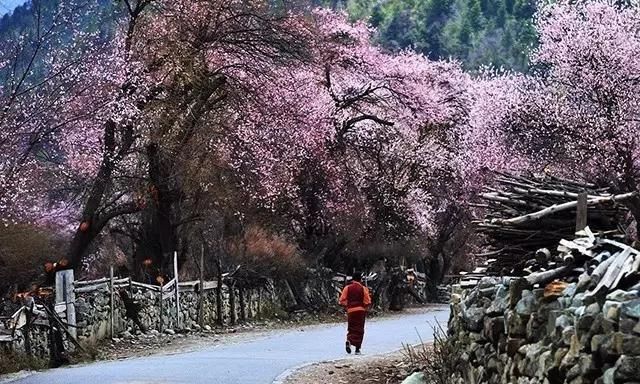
[{"xmin": 402, "ymin": 321, "xmax": 462, "ymax": 384}]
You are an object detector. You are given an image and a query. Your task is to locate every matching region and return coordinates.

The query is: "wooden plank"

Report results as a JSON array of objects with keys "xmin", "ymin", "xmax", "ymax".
[
  {"xmin": 74, "ymin": 283, "xmax": 108, "ymax": 293},
  {"xmin": 162, "ymin": 278, "xmax": 176, "ymax": 292},
  {"xmin": 162, "ymin": 289, "xmax": 176, "ymax": 301},
  {"xmin": 54, "ymin": 303, "xmax": 66, "ymax": 314},
  {"xmin": 632, "ymin": 254, "xmax": 640, "ymax": 275},
  {"xmin": 179, "ymin": 281, "xmax": 200, "ymax": 288},
  {"xmin": 74, "ymin": 277, "xmax": 130, "ymax": 286},
  {"xmin": 132, "ymin": 281, "xmax": 161, "ymax": 291},
  {"xmin": 0, "ymin": 335, "xmax": 14, "ymax": 342},
  {"xmin": 592, "ymin": 252, "xmax": 618, "ymax": 284},
  {"xmin": 558, "ymin": 239, "xmax": 594, "ymax": 257},
  {"xmin": 588, "ymin": 248, "xmax": 632, "ymax": 297},
  {"xmin": 74, "ymin": 277, "xmax": 109, "ymax": 286},
  {"xmin": 202, "ymin": 281, "xmax": 218, "ymax": 290},
  {"xmin": 602, "ymin": 239, "xmax": 640, "ymax": 256},
  {"xmin": 614, "ymin": 254, "xmax": 636, "ymax": 287}
]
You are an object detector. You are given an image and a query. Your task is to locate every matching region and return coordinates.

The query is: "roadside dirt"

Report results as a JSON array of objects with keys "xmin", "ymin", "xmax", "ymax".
[{"xmin": 282, "ymin": 350, "xmax": 418, "ymax": 384}]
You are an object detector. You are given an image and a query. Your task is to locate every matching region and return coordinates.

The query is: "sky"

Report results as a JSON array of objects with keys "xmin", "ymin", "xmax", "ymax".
[{"xmin": 0, "ymin": 0, "xmax": 26, "ymax": 16}]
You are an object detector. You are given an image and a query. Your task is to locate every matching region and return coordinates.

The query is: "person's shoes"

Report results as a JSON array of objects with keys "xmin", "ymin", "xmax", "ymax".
[
  {"xmin": 345, "ymin": 341, "xmax": 352, "ymax": 354},
  {"xmin": 355, "ymin": 348, "xmax": 361, "ymax": 355}
]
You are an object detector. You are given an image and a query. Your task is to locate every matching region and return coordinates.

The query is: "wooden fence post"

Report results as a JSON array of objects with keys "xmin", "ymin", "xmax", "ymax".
[
  {"xmin": 216, "ymin": 257, "xmax": 223, "ymax": 326},
  {"xmin": 55, "ymin": 270, "xmax": 76, "ymax": 340},
  {"xmin": 110, "ymin": 266, "xmax": 115, "ymax": 339},
  {"xmin": 198, "ymin": 245, "xmax": 204, "ymax": 328},
  {"xmin": 24, "ymin": 300, "xmax": 32, "ymax": 356},
  {"xmin": 576, "ymin": 192, "xmax": 588, "ymax": 233},
  {"xmin": 174, "ymin": 252, "xmax": 181, "ymax": 330},
  {"xmin": 239, "ymin": 286, "xmax": 246, "ymax": 322},
  {"xmin": 158, "ymin": 281, "xmax": 164, "ymax": 333},
  {"xmin": 257, "ymin": 288, "xmax": 262, "ymax": 320},
  {"xmin": 229, "ymin": 281, "xmax": 236, "ymax": 326},
  {"xmin": 65, "ymin": 270, "xmax": 76, "ymax": 340}
]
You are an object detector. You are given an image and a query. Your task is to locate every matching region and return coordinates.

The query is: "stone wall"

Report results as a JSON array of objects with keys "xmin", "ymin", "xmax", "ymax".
[
  {"xmin": 74, "ymin": 282, "xmax": 284, "ymax": 347},
  {"xmin": 8, "ymin": 280, "xmax": 288, "ymax": 359},
  {"xmin": 448, "ymin": 276, "xmax": 640, "ymax": 384}
]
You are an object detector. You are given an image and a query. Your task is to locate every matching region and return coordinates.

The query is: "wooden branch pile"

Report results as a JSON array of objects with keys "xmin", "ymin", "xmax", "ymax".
[{"xmin": 474, "ymin": 173, "xmax": 633, "ymax": 275}]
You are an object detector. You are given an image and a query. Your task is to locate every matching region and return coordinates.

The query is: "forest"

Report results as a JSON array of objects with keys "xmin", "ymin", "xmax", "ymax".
[
  {"xmin": 1, "ymin": 0, "xmax": 640, "ymax": 304},
  {"xmin": 315, "ymin": 0, "xmax": 537, "ymax": 71}
]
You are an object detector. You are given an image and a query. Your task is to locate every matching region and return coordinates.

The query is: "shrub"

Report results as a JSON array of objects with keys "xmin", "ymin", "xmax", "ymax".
[
  {"xmin": 403, "ymin": 322, "xmax": 462, "ymax": 384},
  {"xmin": 226, "ymin": 225, "xmax": 305, "ymax": 279},
  {"xmin": 0, "ymin": 223, "xmax": 64, "ymax": 296}
]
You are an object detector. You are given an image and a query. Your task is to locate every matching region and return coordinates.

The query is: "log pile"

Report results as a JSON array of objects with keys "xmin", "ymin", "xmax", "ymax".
[
  {"xmin": 524, "ymin": 227, "xmax": 640, "ymax": 294},
  {"xmin": 474, "ymin": 173, "xmax": 634, "ymax": 275}
]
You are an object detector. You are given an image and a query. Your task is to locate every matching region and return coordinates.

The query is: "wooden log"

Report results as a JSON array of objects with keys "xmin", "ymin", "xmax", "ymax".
[
  {"xmin": 492, "ymin": 192, "xmax": 637, "ymax": 226},
  {"xmin": 510, "ymin": 187, "xmax": 610, "ymax": 200},
  {"xmin": 526, "ymin": 266, "xmax": 571, "ymax": 286},
  {"xmin": 535, "ymin": 248, "xmax": 551, "ymax": 263}
]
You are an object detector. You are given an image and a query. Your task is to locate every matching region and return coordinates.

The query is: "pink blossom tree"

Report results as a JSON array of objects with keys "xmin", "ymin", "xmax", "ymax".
[
  {"xmin": 228, "ymin": 10, "xmax": 472, "ymax": 276},
  {"xmin": 498, "ymin": 0, "xmax": 640, "ymax": 226}
]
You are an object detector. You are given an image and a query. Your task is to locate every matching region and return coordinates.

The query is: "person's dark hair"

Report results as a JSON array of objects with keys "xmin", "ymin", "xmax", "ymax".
[{"xmin": 352, "ymin": 271, "xmax": 362, "ymax": 282}]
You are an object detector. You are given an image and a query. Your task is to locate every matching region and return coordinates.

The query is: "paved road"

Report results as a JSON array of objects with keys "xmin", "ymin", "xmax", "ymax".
[{"xmin": 4, "ymin": 307, "xmax": 449, "ymax": 384}]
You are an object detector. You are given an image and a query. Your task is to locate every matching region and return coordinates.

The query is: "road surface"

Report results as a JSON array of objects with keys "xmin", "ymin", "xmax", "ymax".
[{"xmin": 3, "ymin": 306, "xmax": 449, "ymax": 384}]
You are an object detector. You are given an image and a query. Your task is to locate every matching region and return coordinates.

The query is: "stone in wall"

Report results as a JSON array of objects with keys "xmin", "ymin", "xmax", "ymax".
[{"xmin": 449, "ymin": 276, "xmax": 640, "ymax": 384}]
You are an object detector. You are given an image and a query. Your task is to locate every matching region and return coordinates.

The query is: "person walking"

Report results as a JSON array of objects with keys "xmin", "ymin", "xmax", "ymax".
[{"xmin": 339, "ymin": 271, "xmax": 371, "ymax": 355}]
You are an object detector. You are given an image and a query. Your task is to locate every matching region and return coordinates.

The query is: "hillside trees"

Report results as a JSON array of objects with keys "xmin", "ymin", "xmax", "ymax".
[
  {"xmin": 314, "ymin": 0, "xmax": 537, "ymax": 71},
  {"xmin": 0, "ymin": 0, "xmax": 113, "ymax": 225}
]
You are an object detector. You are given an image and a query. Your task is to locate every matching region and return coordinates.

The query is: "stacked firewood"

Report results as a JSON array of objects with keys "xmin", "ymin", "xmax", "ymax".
[
  {"xmin": 525, "ymin": 227, "xmax": 640, "ymax": 296},
  {"xmin": 474, "ymin": 173, "xmax": 635, "ymax": 275}
]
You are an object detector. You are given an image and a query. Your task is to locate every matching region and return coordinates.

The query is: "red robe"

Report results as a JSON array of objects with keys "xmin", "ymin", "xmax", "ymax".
[{"xmin": 339, "ymin": 281, "xmax": 371, "ymax": 348}]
